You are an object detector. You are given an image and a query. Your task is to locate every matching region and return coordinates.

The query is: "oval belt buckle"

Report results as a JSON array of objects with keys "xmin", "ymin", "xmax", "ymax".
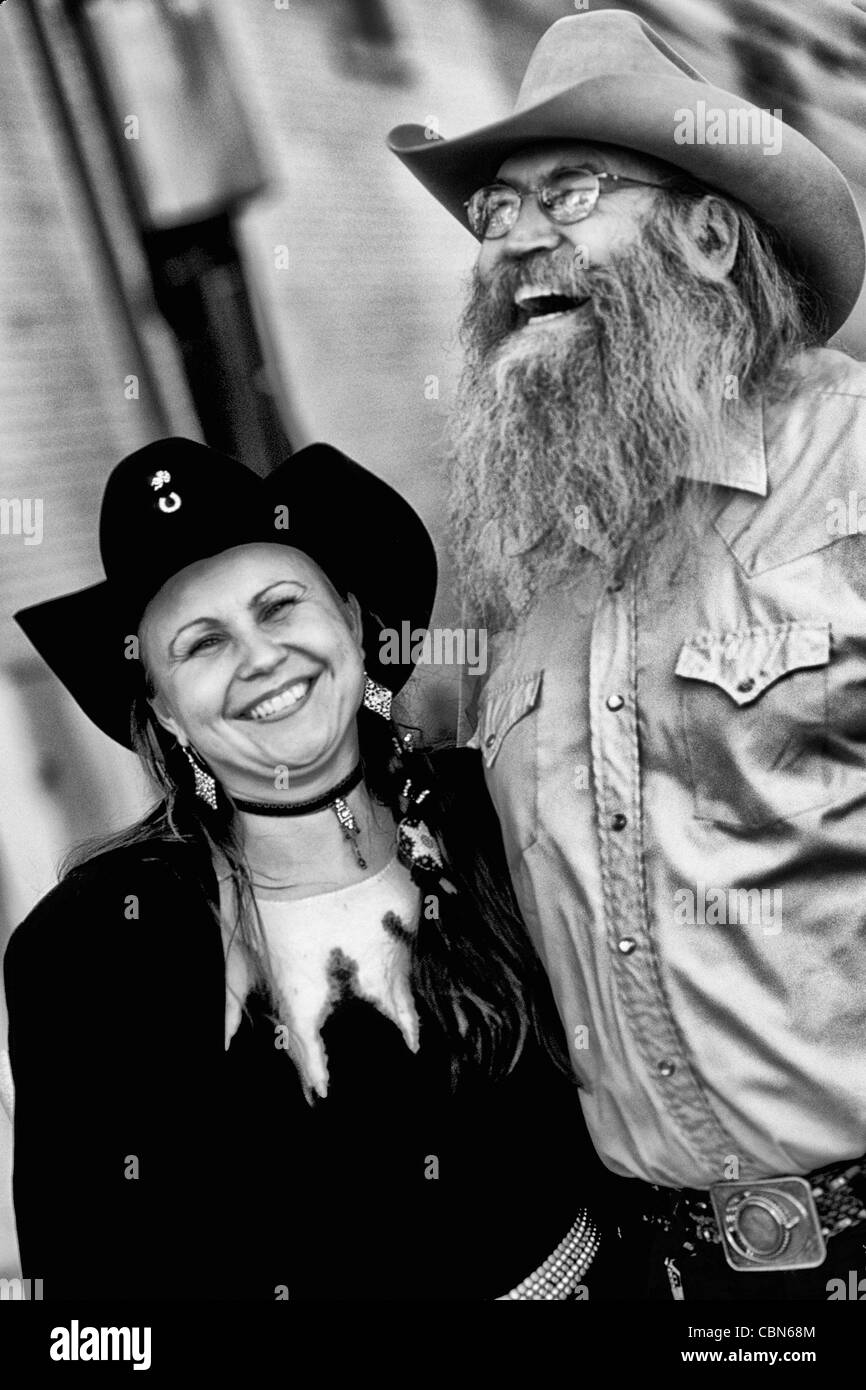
[{"xmin": 709, "ymin": 1176, "xmax": 827, "ymax": 1272}]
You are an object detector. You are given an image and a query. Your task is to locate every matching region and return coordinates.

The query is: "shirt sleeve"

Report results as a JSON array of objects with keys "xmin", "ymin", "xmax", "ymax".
[{"xmin": 3, "ymin": 855, "xmax": 227, "ymax": 1300}]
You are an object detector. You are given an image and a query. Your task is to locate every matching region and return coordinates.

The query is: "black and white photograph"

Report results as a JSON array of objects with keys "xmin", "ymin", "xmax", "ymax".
[{"xmin": 1, "ymin": 0, "xmax": 865, "ymax": 1370}]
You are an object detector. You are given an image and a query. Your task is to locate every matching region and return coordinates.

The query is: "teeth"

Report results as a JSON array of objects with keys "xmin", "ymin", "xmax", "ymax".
[
  {"xmin": 514, "ymin": 285, "xmax": 558, "ymax": 305},
  {"xmin": 248, "ymin": 679, "xmax": 310, "ymax": 720}
]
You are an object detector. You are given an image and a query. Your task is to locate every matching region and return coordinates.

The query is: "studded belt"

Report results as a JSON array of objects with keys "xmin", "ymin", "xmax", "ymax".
[
  {"xmin": 642, "ymin": 1157, "xmax": 866, "ymax": 1272},
  {"xmin": 496, "ymin": 1211, "xmax": 601, "ymax": 1300}
]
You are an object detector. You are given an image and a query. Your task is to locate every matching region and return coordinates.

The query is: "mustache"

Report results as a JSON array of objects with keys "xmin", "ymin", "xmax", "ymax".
[{"xmin": 462, "ymin": 248, "xmax": 599, "ymax": 355}]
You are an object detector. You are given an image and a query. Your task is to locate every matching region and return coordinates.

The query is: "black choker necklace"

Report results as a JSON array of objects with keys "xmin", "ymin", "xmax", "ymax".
[
  {"xmin": 232, "ymin": 762, "xmax": 364, "ymax": 816},
  {"xmin": 232, "ymin": 762, "xmax": 367, "ymax": 868}
]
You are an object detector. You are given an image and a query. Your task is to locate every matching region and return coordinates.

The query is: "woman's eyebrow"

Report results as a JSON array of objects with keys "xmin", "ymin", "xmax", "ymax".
[
  {"xmin": 170, "ymin": 614, "xmax": 219, "ymax": 643},
  {"xmin": 167, "ymin": 580, "xmax": 308, "ymax": 648},
  {"xmin": 167, "ymin": 615, "xmax": 221, "ymax": 659},
  {"xmin": 250, "ymin": 580, "xmax": 305, "ymax": 605}
]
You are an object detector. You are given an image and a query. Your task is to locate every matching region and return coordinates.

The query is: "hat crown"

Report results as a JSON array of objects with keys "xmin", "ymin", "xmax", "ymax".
[
  {"xmin": 98, "ymin": 438, "xmax": 264, "ymax": 612},
  {"xmin": 515, "ymin": 11, "xmax": 707, "ymax": 113}
]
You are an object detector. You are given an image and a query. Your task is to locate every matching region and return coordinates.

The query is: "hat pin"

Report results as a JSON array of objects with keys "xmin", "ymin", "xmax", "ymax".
[{"xmin": 149, "ymin": 468, "xmax": 181, "ymax": 513}]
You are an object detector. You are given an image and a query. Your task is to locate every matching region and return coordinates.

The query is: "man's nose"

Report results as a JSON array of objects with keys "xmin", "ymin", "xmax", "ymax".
[{"xmin": 497, "ymin": 196, "xmax": 564, "ymax": 257}]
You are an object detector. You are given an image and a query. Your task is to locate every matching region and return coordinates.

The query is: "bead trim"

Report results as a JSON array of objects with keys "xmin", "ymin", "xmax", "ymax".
[{"xmin": 496, "ymin": 1211, "xmax": 600, "ymax": 1300}]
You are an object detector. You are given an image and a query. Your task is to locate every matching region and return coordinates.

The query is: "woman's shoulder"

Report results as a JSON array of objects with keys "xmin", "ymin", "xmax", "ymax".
[
  {"xmin": 4, "ymin": 836, "xmax": 212, "ymax": 971},
  {"xmin": 25, "ymin": 834, "xmax": 206, "ymax": 909}
]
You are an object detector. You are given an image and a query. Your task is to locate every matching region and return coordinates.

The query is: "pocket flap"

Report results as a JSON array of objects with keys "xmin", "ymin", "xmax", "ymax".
[
  {"xmin": 467, "ymin": 670, "xmax": 543, "ymax": 766},
  {"xmin": 675, "ymin": 622, "xmax": 830, "ymax": 706}
]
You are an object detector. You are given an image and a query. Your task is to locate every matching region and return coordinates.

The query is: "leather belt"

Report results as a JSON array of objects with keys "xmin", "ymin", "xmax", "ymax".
[{"xmin": 641, "ymin": 1157, "xmax": 866, "ymax": 1272}]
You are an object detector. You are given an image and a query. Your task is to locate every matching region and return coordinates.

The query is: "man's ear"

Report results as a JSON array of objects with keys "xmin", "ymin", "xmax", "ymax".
[{"xmin": 679, "ymin": 196, "xmax": 739, "ymax": 282}]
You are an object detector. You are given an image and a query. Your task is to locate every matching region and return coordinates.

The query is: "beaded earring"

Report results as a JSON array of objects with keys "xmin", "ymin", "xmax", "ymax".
[
  {"xmin": 362, "ymin": 674, "xmax": 392, "ymax": 720},
  {"xmin": 182, "ymin": 744, "xmax": 218, "ymax": 810}
]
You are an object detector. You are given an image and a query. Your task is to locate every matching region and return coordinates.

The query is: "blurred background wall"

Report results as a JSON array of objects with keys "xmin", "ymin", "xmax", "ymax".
[{"xmin": 0, "ymin": 0, "xmax": 864, "ymax": 1282}]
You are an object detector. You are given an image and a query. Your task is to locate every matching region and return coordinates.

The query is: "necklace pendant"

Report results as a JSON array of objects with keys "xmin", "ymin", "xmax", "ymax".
[
  {"xmin": 333, "ymin": 796, "xmax": 358, "ymax": 834},
  {"xmin": 332, "ymin": 797, "xmax": 367, "ymax": 869}
]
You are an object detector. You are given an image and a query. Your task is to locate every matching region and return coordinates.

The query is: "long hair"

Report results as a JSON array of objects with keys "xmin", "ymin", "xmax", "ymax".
[
  {"xmin": 651, "ymin": 173, "xmax": 824, "ymax": 395},
  {"xmin": 62, "ymin": 669, "xmax": 570, "ymax": 1085}
]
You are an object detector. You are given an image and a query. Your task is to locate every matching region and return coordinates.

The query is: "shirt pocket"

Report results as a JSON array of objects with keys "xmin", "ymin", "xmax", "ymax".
[
  {"xmin": 467, "ymin": 670, "xmax": 543, "ymax": 853},
  {"xmin": 675, "ymin": 621, "xmax": 832, "ymax": 829}
]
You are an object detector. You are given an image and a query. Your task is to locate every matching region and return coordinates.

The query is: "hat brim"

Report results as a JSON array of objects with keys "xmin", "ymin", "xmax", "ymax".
[
  {"xmin": 15, "ymin": 443, "xmax": 437, "ymax": 749},
  {"xmin": 16, "ymin": 582, "xmax": 140, "ymax": 751},
  {"xmin": 388, "ymin": 72, "xmax": 865, "ymax": 336}
]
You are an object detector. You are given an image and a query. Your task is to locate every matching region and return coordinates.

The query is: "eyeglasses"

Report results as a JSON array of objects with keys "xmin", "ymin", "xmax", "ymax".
[{"xmin": 464, "ymin": 166, "xmax": 671, "ymax": 240}]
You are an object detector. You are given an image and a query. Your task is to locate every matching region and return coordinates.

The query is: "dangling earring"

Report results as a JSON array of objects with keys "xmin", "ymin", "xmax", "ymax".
[
  {"xmin": 182, "ymin": 744, "xmax": 218, "ymax": 810},
  {"xmin": 363, "ymin": 673, "xmax": 392, "ymax": 720}
]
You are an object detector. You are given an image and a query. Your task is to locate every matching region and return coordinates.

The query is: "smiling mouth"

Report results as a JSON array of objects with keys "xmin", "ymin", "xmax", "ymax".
[
  {"xmin": 235, "ymin": 675, "xmax": 318, "ymax": 722},
  {"xmin": 513, "ymin": 286, "xmax": 589, "ymax": 329}
]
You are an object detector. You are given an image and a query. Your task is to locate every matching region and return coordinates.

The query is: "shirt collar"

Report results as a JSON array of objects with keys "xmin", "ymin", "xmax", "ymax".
[
  {"xmin": 573, "ymin": 400, "xmax": 768, "ymax": 558},
  {"xmin": 676, "ymin": 398, "xmax": 767, "ymax": 496}
]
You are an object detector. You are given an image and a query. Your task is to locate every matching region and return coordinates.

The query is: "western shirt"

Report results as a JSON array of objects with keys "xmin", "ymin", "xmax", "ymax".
[{"xmin": 466, "ymin": 346, "xmax": 866, "ymax": 1188}]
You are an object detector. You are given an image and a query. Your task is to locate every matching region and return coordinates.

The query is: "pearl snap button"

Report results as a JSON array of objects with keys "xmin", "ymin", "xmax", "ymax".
[
  {"xmin": 657, "ymin": 1060, "xmax": 676, "ymax": 1077},
  {"xmin": 618, "ymin": 938, "xmax": 636, "ymax": 954},
  {"xmin": 610, "ymin": 812, "xmax": 627, "ymax": 831},
  {"xmin": 606, "ymin": 694, "xmax": 624, "ymax": 711}
]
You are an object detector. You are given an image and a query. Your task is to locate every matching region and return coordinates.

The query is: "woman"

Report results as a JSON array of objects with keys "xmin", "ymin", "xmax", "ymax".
[{"xmin": 4, "ymin": 437, "xmax": 614, "ymax": 1300}]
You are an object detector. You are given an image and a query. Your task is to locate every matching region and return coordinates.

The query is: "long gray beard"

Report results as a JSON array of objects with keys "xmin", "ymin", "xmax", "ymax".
[{"xmin": 449, "ymin": 220, "xmax": 765, "ymax": 631}]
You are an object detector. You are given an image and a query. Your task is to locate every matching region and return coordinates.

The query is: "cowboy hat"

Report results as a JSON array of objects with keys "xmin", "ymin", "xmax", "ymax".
[
  {"xmin": 387, "ymin": 9, "xmax": 864, "ymax": 335},
  {"xmin": 14, "ymin": 438, "xmax": 437, "ymax": 749}
]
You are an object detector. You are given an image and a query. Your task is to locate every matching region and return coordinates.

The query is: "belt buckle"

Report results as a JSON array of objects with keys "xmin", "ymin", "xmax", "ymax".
[{"xmin": 708, "ymin": 1176, "xmax": 827, "ymax": 1272}]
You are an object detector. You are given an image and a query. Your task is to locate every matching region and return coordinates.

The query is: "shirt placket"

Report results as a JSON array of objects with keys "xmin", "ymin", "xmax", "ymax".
[{"xmin": 589, "ymin": 570, "xmax": 743, "ymax": 1175}]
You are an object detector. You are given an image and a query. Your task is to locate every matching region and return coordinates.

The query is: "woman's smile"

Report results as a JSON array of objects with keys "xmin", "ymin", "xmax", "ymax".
[{"xmin": 234, "ymin": 672, "xmax": 320, "ymax": 723}]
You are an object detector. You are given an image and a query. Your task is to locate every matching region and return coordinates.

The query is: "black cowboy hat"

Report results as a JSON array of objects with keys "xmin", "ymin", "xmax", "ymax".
[{"xmin": 14, "ymin": 438, "xmax": 437, "ymax": 749}]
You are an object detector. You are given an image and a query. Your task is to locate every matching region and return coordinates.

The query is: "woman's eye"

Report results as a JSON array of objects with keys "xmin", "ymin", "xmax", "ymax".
[
  {"xmin": 263, "ymin": 597, "xmax": 296, "ymax": 619},
  {"xmin": 188, "ymin": 634, "xmax": 224, "ymax": 656}
]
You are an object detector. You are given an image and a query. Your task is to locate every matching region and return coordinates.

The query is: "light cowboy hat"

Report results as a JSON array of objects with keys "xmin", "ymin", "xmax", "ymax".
[{"xmin": 387, "ymin": 9, "xmax": 865, "ymax": 336}]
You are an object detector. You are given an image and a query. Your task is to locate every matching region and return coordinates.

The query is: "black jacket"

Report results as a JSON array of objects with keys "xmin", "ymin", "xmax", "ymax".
[{"xmin": 4, "ymin": 749, "xmax": 608, "ymax": 1300}]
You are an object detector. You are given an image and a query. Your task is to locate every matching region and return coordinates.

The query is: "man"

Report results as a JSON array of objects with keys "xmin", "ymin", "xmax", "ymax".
[{"xmin": 388, "ymin": 11, "xmax": 866, "ymax": 1298}]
